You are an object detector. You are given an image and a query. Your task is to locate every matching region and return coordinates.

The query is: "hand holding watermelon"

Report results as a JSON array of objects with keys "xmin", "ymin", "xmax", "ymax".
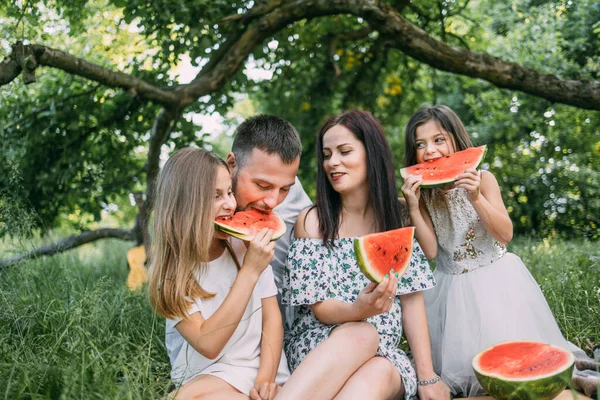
[
  {"xmin": 241, "ymin": 228, "xmax": 276, "ymax": 277},
  {"xmin": 353, "ymin": 274, "xmax": 399, "ymax": 319},
  {"xmin": 454, "ymin": 168, "xmax": 481, "ymax": 203},
  {"xmin": 401, "ymin": 174, "xmax": 424, "ymax": 211}
]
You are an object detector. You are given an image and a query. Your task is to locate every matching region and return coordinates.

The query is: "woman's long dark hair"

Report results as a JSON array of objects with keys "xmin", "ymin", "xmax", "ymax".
[{"xmin": 314, "ymin": 110, "xmax": 405, "ymax": 246}]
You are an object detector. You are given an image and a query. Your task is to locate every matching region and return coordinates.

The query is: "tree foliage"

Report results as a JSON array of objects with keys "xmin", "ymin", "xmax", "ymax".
[{"xmin": 1, "ymin": 0, "xmax": 599, "ymax": 259}]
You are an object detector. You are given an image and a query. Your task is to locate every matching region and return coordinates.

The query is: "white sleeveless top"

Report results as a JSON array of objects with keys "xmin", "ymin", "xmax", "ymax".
[{"xmin": 423, "ymin": 187, "xmax": 507, "ymax": 275}]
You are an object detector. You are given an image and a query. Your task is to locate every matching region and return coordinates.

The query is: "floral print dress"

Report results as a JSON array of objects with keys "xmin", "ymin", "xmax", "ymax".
[{"xmin": 281, "ymin": 237, "xmax": 436, "ymax": 399}]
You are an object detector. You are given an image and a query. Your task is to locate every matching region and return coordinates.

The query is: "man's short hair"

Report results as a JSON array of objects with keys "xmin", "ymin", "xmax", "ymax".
[{"xmin": 232, "ymin": 114, "xmax": 302, "ymax": 168}]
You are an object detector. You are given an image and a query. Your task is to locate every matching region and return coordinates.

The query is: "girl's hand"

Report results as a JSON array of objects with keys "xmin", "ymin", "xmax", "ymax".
[
  {"xmin": 417, "ymin": 379, "xmax": 451, "ymax": 400},
  {"xmin": 455, "ymin": 168, "xmax": 481, "ymax": 203},
  {"xmin": 250, "ymin": 382, "xmax": 280, "ymax": 400},
  {"xmin": 401, "ymin": 175, "xmax": 423, "ymax": 211},
  {"xmin": 242, "ymin": 228, "xmax": 275, "ymax": 276},
  {"xmin": 354, "ymin": 272, "xmax": 399, "ymax": 319}
]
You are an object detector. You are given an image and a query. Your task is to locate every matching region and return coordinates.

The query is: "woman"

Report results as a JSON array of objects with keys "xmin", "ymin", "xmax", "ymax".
[{"xmin": 277, "ymin": 110, "xmax": 449, "ymax": 400}]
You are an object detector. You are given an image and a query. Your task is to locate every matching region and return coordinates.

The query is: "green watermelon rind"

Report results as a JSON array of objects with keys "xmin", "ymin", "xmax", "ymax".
[
  {"xmin": 354, "ymin": 239, "xmax": 380, "ymax": 283},
  {"xmin": 354, "ymin": 227, "xmax": 415, "ymax": 284},
  {"xmin": 472, "ymin": 342, "xmax": 575, "ymax": 400},
  {"xmin": 400, "ymin": 145, "xmax": 487, "ymax": 188},
  {"xmin": 214, "ymin": 211, "xmax": 286, "ymax": 242}
]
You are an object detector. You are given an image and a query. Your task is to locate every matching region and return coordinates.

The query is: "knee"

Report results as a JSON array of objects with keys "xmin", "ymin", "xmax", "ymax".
[
  {"xmin": 332, "ymin": 321, "xmax": 379, "ymax": 355},
  {"xmin": 362, "ymin": 357, "xmax": 400, "ymax": 387}
]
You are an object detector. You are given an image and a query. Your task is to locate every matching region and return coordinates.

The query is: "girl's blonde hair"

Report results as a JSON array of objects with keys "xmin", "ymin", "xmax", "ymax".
[{"xmin": 148, "ymin": 147, "xmax": 228, "ymax": 319}]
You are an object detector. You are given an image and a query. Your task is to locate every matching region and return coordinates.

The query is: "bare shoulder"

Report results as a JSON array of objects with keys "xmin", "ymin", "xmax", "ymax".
[
  {"xmin": 294, "ymin": 206, "xmax": 321, "ymax": 239},
  {"xmin": 480, "ymin": 169, "xmax": 498, "ymax": 182},
  {"xmin": 480, "ymin": 170, "xmax": 501, "ymax": 190}
]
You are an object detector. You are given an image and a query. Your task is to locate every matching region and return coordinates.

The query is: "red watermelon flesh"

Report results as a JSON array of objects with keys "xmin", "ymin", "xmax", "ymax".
[
  {"xmin": 472, "ymin": 341, "xmax": 575, "ymax": 400},
  {"xmin": 215, "ymin": 209, "xmax": 286, "ymax": 241},
  {"xmin": 354, "ymin": 227, "xmax": 415, "ymax": 283},
  {"xmin": 400, "ymin": 145, "xmax": 487, "ymax": 188}
]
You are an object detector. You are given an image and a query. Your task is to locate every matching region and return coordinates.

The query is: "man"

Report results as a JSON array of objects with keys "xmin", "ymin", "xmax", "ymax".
[{"xmin": 226, "ymin": 114, "xmax": 312, "ymax": 331}]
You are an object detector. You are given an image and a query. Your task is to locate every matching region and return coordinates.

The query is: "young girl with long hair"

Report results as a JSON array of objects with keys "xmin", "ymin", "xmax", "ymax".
[
  {"xmin": 277, "ymin": 110, "xmax": 449, "ymax": 400},
  {"xmin": 148, "ymin": 147, "xmax": 289, "ymax": 400},
  {"xmin": 401, "ymin": 104, "xmax": 585, "ymax": 397}
]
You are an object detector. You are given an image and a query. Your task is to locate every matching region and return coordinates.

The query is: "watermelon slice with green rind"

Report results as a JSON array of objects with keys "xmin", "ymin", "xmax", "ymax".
[
  {"xmin": 215, "ymin": 209, "xmax": 286, "ymax": 241},
  {"xmin": 400, "ymin": 145, "xmax": 487, "ymax": 188},
  {"xmin": 354, "ymin": 227, "xmax": 415, "ymax": 283},
  {"xmin": 472, "ymin": 341, "xmax": 575, "ymax": 400}
]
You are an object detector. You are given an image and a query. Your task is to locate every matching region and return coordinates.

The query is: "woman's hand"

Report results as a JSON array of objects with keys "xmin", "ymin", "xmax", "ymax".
[
  {"xmin": 353, "ymin": 272, "xmax": 399, "ymax": 319},
  {"xmin": 455, "ymin": 168, "xmax": 481, "ymax": 203},
  {"xmin": 242, "ymin": 228, "xmax": 275, "ymax": 276},
  {"xmin": 417, "ymin": 379, "xmax": 452, "ymax": 400},
  {"xmin": 401, "ymin": 175, "xmax": 423, "ymax": 211},
  {"xmin": 250, "ymin": 382, "xmax": 280, "ymax": 400}
]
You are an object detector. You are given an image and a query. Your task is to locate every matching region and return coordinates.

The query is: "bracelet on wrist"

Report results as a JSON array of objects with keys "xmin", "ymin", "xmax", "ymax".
[{"xmin": 418, "ymin": 375, "xmax": 441, "ymax": 386}]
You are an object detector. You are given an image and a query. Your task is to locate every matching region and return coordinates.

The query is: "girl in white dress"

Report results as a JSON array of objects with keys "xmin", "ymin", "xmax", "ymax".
[
  {"xmin": 401, "ymin": 105, "xmax": 580, "ymax": 397},
  {"xmin": 148, "ymin": 147, "xmax": 289, "ymax": 399}
]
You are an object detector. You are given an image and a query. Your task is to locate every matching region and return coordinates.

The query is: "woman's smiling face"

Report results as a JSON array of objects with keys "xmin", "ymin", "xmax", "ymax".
[{"xmin": 322, "ymin": 124, "xmax": 368, "ymax": 194}]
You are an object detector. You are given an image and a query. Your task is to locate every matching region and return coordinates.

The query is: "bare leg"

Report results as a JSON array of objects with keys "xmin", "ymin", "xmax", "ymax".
[
  {"xmin": 169, "ymin": 374, "xmax": 250, "ymax": 400},
  {"xmin": 276, "ymin": 321, "xmax": 380, "ymax": 400},
  {"xmin": 334, "ymin": 356, "xmax": 404, "ymax": 400}
]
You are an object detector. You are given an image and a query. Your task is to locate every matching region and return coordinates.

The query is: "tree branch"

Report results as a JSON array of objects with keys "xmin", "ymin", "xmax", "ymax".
[
  {"xmin": 0, "ymin": 228, "xmax": 135, "ymax": 268},
  {"xmin": 212, "ymin": 0, "xmax": 600, "ymax": 110},
  {"xmin": 446, "ymin": 31, "xmax": 470, "ymax": 50},
  {"xmin": 4, "ymin": 1, "xmax": 600, "ymax": 110},
  {"xmin": 220, "ymin": 0, "xmax": 284, "ymax": 24},
  {"xmin": 0, "ymin": 42, "xmax": 179, "ymax": 106},
  {"xmin": 290, "ymin": 0, "xmax": 600, "ymax": 110}
]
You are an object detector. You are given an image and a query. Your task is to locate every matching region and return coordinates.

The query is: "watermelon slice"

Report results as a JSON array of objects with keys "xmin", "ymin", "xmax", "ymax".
[
  {"xmin": 354, "ymin": 227, "xmax": 415, "ymax": 283},
  {"xmin": 472, "ymin": 341, "xmax": 575, "ymax": 400},
  {"xmin": 215, "ymin": 209, "xmax": 286, "ymax": 241},
  {"xmin": 400, "ymin": 145, "xmax": 487, "ymax": 188}
]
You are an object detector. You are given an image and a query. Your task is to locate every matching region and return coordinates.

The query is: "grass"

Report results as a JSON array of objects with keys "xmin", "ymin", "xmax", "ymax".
[
  {"xmin": 0, "ymin": 239, "xmax": 171, "ymax": 399},
  {"xmin": 513, "ymin": 237, "xmax": 600, "ymax": 352},
  {"xmin": 0, "ymin": 236, "xmax": 598, "ymax": 399}
]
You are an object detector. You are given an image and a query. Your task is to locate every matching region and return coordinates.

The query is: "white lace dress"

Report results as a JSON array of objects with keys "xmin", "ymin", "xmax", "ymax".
[{"xmin": 423, "ymin": 187, "xmax": 575, "ymax": 397}]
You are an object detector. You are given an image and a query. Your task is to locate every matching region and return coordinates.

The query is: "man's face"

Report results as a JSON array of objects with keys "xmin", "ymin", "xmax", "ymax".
[{"xmin": 227, "ymin": 148, "xmax": 300, "ymax": 212}]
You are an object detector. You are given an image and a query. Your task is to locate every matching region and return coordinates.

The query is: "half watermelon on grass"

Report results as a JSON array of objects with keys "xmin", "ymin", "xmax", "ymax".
[
  {"xmin": 354, "ymin": 227, "xmax": 415, "ymax": 283},
  {"xmin": 472, "ymin": 340, "xmax": 574, "ymax": 400},
  {"xmin": 215, "ymin": 209, "xmax": 286, "ymax": 241},
  {"xmin": 400, "ymin": 145, "xmax": 487, "ymax": 188}
]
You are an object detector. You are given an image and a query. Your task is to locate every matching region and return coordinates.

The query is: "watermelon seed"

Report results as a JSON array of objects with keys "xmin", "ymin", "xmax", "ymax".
[
  {"xmin": 383, "ymin": 250, "xmax": 386, "ymax": 256},
  {"xmin": 404, "ymin": 247, "xmax": 408, "ymax": 251}
]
